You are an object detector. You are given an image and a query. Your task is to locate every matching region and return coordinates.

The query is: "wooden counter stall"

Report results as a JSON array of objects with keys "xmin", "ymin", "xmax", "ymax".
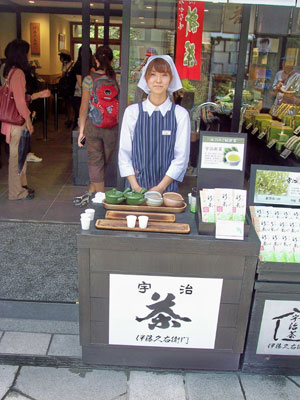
[{"xmin": 77, "ymin": 204, "xmax": 260, "ymax": 370}]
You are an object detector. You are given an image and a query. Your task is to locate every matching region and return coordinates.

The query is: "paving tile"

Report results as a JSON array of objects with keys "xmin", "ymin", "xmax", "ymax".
[
  {"xmin": 0, "ymin": 319, "xmax": 79, "ymax": 335},
  {"xmin": 0, "ymin": 199, "xmax": 53, "ymax": 221},
  {"xmin": 128, "ymin": 371, "xmax": 185, "ymax": 400},
  {"xmin": 48, "ymin": 334, "xmax": 82, "ymax": 357},
  {"xmin": 15, "ymin": 366, "xmax": 127, "ymax": 400},
  {"xmin": 240, "ymin": 373, "xmax": 300, "ymax": 400},
  {"xmin": 289, "ymin": 376, "xmax": 300, "ymax": 385},
  {"xmin": 0, "ymin": 332, "xmax": 51, "ymax": 355},
  {"xmin": 41, "ymin": 200, "xmax": 84, "ymax": 223},
  {"xmin": 0, "ymin": 365, "xmax": 19, "ymax": 399},
  {"xmin": 185, "ymin": 372, "xmax": 244, "ymax": 400},
  {"xmin": 4, "ymin": 391, "xmax": 31, "ymax": 400}
]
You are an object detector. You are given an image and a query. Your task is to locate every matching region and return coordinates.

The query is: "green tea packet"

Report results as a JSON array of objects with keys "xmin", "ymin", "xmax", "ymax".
[
  {"xmin": 200, "ymin": 189, "xmax": 216, "ymax": 223},
  {"xmin": 259, "ymin": 232, "xmax": 275, "ymax": 262},
  {"xmin": 232, "ymin": 189, "xmax": 247, "ymax": 222},
  {"xmin": 215, "ymin": 188, "xmax": 233, "ymax": 221}
]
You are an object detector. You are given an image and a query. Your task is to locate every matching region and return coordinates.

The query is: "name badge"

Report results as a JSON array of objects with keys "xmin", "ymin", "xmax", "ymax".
[{"xmin": 162, "ymin": 130, "xmax": 171, "ymax": 136}]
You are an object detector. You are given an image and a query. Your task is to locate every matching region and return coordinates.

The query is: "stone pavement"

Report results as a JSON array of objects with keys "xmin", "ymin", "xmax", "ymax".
[
  {"xmin": 1, "ymin": 301, "xmax": 300, "ymax": 399},
  {"xmin": 1, "ymin": 365, "xmax": 300, "ymax": 400}
]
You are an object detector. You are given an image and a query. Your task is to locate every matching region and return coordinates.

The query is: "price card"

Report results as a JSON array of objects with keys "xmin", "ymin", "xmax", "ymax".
[
  {"xmin": 215, "ymin": 220, "xmax": 244, "ymax": 241},
  {"xmin": 267, "ymin": 139, "xmax": 277, "ymax": 149},
  {"xmin": 280, "ymin": 149, "xmax": 292, "ymax": 159},
  {"xmin": 251, "ymin": 127, "xmax": 259, "ymax": 135},
  {"xmin": 246, "ymin": 123, "xmax": 252, "ymax": 130},
  {"xmin": 294, "ymin": 126, "xmax": 300, "ymax": 135},
  {"xmin": 258, "ymin": 131, "xmax": 267, "ymax": 140}
]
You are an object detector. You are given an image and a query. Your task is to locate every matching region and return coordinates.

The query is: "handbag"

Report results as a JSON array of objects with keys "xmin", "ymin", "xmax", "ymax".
[{"xmin": 0, "ymin": 68, "xmax": 31, "ymax": 126}]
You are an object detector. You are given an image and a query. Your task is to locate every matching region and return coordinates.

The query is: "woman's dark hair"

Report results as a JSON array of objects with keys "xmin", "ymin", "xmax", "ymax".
[
  {"xmin": 74, "ymin": 46, "xmax": 94, "ymax": 74},
  {"xmin": 3, "ymin": 39, "xmax": 31, "ymax": 78},
  {"xmin": 95, "ymin": 45, "xmax": 116, "ymax": 80},
  {"xmin": 60, "ymin": 53, "xmax": 72, "ymax": 63}
]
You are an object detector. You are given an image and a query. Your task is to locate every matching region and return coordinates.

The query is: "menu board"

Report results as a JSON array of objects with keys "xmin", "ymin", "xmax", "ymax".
[
  {"xmin": 200, "ymin": 136, "xmax": 245, "ymax": 171},
  {"xmin": 253, "ymin": 168, "xmax": 300, "ymax": 206}
]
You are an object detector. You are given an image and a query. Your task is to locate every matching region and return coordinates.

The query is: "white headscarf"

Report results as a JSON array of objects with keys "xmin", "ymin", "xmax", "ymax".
[{"xmin": 137, "ymin": 55, "xmax": 183, "ymax": 94}]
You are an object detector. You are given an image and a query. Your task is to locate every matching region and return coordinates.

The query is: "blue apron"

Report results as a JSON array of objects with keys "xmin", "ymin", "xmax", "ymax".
[{"xmin": 127, "ymin": 102, "xmax": 178, "ymax": 192}]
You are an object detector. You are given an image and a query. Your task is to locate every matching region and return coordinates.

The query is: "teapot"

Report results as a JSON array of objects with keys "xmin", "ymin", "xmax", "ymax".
[
  {"xmin": 124, "ymin": 188, "xmax": 147, "ymax": 205},
  {"xmin": 105, "ymin": 187, "xmax": 130, "ymax": 204}
]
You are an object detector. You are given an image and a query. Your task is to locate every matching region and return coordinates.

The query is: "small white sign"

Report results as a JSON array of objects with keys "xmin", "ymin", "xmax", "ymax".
[
  {"xmin": 257, "ymin": 300, "xmax": 300, "ymax": 356},
  {"xmin": 109, "ymin": 274, "xmax": 223, "ymax": 349},
  {"xmin": 215, "ymin": 220, "xmax": 244, "ymax": 240},
  {"xmin": 162, "ymin": 130, "xmax": 171, "ymax": 136}
]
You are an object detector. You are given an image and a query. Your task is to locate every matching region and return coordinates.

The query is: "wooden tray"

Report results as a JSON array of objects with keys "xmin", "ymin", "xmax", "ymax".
[
  {"xmin": 105, "ymin": 211, "xmax": 176, "ymax": 223},
  {"xmin": 95, "ymin": 219, "xmax": 190, "ymax": 234},
  {"xmin": 102, "ymin": 200, "xmax": 187, "ymax": 213}
]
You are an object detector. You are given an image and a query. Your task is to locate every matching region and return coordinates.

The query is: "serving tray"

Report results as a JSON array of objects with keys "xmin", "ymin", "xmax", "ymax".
[
  {"xmin": 105, "ymin": 211, "xmax": 176, "ymax": 223},
  {"xmin": 102, "ymin": 200, "xmax": 187, "ymax": 213},
  {"xmin": 95, "ymin": 219, "xmax": 190, "ymax": 234}
]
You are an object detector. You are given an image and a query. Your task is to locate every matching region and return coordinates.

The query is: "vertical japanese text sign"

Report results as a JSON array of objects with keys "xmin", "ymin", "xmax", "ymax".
[
  {"xmin": 30, "ymin": 23, "xmax": 40, "ymax": 55},
  {"xmin": 175, "ymin": 0, "xmax": 205, "ymax": 81}
]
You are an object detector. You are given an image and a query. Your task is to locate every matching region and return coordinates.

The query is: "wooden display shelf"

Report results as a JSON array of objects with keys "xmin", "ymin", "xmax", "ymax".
[
  {"xmin": 105, "ymin": 211, "xmax": 176, "ymax": 223},
  {"xmin": 95, "ymin": 219, "xmax": 190, "ymax": 234},
  {"xmin": 102, "ymin": 200, "xmax": 187, "ymax": 213}
]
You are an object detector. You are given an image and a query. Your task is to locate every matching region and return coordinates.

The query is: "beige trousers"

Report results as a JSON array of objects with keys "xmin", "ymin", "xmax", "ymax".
[{"xmin": 8, "ymin": 124, "xmax": 28, "ymax": 200}]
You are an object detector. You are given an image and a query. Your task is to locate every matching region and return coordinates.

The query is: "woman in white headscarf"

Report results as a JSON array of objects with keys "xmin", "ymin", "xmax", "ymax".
[{"xmin": 118, "ymin": 55, "xmax": 190, "ymax": 193}]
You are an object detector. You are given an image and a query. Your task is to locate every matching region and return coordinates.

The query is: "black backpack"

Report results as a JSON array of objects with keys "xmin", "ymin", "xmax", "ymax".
[{"xmin": 58, "ymin": 63, "xmax": 76, "ymax": 97}]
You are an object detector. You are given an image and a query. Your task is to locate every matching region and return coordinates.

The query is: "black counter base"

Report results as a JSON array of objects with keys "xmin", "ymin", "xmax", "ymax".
[{"xmin": 82, "ymin": 345, "xmax": 240, "ymax": 371}]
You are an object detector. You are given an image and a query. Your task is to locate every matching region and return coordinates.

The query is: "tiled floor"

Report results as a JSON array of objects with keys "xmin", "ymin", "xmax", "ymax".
[{"xmin": 0, "ymin": 114, "xmax": 197, "ymax": 223}]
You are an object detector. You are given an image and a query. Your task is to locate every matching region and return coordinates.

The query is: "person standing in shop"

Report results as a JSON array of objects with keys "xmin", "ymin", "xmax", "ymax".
[
  {"xmin": 58, "ymin": 49, "xmax": 74, "ymax": 128},
  {"xmin": 71, "ymin": 46, "xmax": 95, "ymax": 131},
  {"xmin": 0, "ymin": 39, "xmax": 50, "ymax": 200},
  {"xmin": 119, "ymin": 55, "xmax": 190, "ymax": 193}
]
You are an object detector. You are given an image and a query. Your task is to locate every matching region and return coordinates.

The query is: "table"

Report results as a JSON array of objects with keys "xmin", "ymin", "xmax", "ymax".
[{"xmin": 77, "ymin": 206, "xmax": 260, "ymax": 370}]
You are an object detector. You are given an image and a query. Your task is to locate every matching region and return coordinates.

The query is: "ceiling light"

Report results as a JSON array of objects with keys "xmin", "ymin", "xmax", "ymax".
[
  {"xmin": 90, "ymin": 3, "xmax": 94, "ymax": 6},
  {"xmin": 29, "ymin": 0, "xmax": 35, "ymax": 3},
  {"xmin": 146, "ymin": 6, "xmax": 152, "ymax": 8},
  {"xmin": 140, "ymin": 21, "xmax": 145, "ymax": 24},
  {"xmin": 139, "ymin": 17, "xmax": 144, "ymax": 19}
]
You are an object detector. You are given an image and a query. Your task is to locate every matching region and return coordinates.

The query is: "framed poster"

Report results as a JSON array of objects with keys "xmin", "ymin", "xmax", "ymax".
[
  {"xmin": 30, "ymin": 23, "xmax": 40, "ymax": 55},
  {"xmin": 109, "ymin": 274, "xmax": 223, "ymax": 349},
  {"xmin": 249, "ymin": 165, "xmax": 300, "ymax": 207},
  {"xmin": 58, "ymin": 33, "xmax": 65, "ymax": 52}
]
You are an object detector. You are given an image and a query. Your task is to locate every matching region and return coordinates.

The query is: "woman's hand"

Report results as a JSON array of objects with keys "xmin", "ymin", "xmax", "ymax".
[
  {"xmin": 78, "ymin": 132, "xmax": 84, "ymax": 148},
  {"xmin": 32, "ymin": 89, "xmax": 51, "ymax": 100},
  {"xmin": 25, "ymin": 117, "xmax": 34, "ymax": 135}
]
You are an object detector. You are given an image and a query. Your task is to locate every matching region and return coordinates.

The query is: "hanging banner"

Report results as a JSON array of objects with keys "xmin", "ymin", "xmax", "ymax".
[{"xmin": 175, "ymin": 0, "xmax": 205, "ymax": 81}]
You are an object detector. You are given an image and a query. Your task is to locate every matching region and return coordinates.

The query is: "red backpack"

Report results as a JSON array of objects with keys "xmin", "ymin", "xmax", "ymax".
[{"xmin": 89, "ymin": 72, "xmax": 119, "ymax": 129}]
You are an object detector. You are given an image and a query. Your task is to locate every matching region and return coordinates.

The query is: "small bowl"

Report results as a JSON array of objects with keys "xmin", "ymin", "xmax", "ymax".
[
  {"xmin": 144, "ymin": 191, "xmax": 162, "ymax": 200},
  {"xmin": 145, "ymin": 191, "xmax": 163, "ymax": 206},
  {"xmin": 163, "ymin": 192, "xmax": 184, "ymax": 208},
  {"xmin": 146, "ymin": 197, "xmax": 163, "ymax": 207}
]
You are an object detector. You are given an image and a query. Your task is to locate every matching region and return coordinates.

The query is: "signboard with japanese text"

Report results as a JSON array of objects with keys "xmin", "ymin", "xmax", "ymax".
[
  {"xmin": 109, "ymin": 274, "xmax": 223, "ymax": 349},
  {"xmin": 30, "ymin": 23, "xmax": 40, "ymax": 55},
  {"xmin": 200, "ymin": 136, "xmax": 245, "ymax": 171},
  {"xmin": 175, "ymin": 0, "xmax": 205, "ymax": 80},
  {"xmin": 249, "ymin": 165, "xmax": 300, "ymax": 207},
  {"xmin": 257, "ymin": 300, "xmax": 300, "ymax": 356}
]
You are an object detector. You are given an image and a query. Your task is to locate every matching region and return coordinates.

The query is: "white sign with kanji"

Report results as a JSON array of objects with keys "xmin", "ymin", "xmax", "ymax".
[
  {"xmin": 257, "ymin": 300, "xmax": 300, "ymax": 356},
  {"xmin": 109, "ymin": 274, "xmax": 223, "ymax": 349}
]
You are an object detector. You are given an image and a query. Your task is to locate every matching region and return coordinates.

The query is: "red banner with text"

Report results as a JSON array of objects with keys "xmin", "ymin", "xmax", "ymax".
[{"xmin": 175, "ymin": 0, "xmax": 205, "ymax": 81}]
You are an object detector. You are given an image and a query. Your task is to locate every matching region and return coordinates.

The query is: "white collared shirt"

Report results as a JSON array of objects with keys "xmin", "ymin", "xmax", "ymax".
[{"xmin": 118, "ymin": 97, "xmax": 191, "ymax": 182}]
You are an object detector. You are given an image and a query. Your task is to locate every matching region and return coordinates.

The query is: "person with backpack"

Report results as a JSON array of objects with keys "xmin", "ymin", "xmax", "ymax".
[
  {"xmin": 118, "ymin": 55, "xmax": 190, "ymax": 194},
  {"xmin": 74, "ymin": 46, "xmax": 119, "ymax": 206}
]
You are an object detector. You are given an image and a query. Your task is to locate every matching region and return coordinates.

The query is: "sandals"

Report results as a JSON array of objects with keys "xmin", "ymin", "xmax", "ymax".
[{"xmin": 73, "ymin": 192, "xmax": 92, "ymax": 207}]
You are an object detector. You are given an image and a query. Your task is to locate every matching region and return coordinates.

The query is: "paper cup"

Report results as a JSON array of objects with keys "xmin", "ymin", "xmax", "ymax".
[
  {"xmin": 126, "ymin": 215, "xmax": 137, "ymax": 228},
  {"xmin": 81, "ymin": 217, "xmax": 91, "ymax": 230},
  {"xmin": 85, "ymin": 208, "xmax": 95, "ymax": 220},
  {"xmin": 188, "ymin": 193, "xmax": 192, "ymax": 205},
  {"xmin": 138, "ymin": 216, "xmax": 149, "ymax": 229}
]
